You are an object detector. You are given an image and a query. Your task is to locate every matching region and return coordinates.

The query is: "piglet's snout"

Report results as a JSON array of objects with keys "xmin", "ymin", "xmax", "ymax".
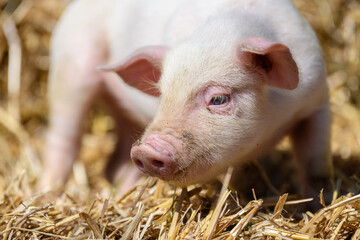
[{"xmin": 131, "ymin": 134, "xmax": 181, "ymax": 178}]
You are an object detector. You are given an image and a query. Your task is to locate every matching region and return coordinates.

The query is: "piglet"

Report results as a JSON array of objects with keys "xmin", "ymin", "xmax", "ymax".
[{"xmin": 104, "ymin": 0, "xmax": 333, "ymax": 197}]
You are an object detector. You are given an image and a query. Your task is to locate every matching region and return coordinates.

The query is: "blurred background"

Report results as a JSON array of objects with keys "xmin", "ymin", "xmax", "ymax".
[{"xmin": 0, "ymin": 0, "xmax": 359, "ymax": 196}]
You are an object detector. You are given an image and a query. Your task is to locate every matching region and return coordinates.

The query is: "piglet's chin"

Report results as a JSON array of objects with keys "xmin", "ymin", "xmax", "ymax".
[{"xmin": 167, "ymin": 165, "xmax": 222, "ymax": 187}]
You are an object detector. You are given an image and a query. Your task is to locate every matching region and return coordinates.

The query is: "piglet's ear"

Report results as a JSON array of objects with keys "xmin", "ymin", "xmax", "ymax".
[
  {"xmin": 237, "ymin": 37, "xmax": 299, "ymax": 90},
  {"xmin": 98, "ymin": 46, "xmax": 169, "ymax": 96}
]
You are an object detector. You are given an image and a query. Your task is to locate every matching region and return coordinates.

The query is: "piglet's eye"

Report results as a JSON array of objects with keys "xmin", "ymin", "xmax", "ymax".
[{"xmin": 210, "ymin": 95, "xmax": 229, "ymax": 105}]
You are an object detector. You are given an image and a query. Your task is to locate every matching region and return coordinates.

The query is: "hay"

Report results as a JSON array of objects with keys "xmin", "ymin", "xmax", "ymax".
[
  {"xmin": 2, "ymin": 173, "xmax": 360, "ymax": 239},
  {"xmin": 0, "ymin": 0, "xmax": 359, "ymax": 239}
]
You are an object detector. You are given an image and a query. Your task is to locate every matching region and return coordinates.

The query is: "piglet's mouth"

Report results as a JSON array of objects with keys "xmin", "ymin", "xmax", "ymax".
[{"xmin": 174, "ymin": 165, "xmax": 189, "ymax": 176}]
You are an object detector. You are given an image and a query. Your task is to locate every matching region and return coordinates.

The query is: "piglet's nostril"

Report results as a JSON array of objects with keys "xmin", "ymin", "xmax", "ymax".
[
  {"xmin": 151, "ymin": 159, "xmax": 165, "ymax": 168},
  {"xmin": 134, "ymin": 158, "xmax": 144, "ymax": 169}
]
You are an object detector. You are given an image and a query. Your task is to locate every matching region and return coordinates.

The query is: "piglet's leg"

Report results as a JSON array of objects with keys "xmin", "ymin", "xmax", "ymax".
[
  {"xmin": 40, "ymin": 32, "xmax": 107, "ymax": 190},
  {"xmin": 103, "ymin": 118, "xmax": 141, "ymax": 183},
  {"xmin": 290, "ymin": 104, "xmax": 334, "ymax": 198},
  {"xmin": 106, "ymin": 134, "xmax": 143, "ymax": 196},
  {"xmin": 102, "ymin": 91, "xmax": 145, "ymax": 196},
  {"xmin": 40, "ymin": 66, "xmax": 103, "ymax": 190},
  {"xmin": 39, "ymin": 0, "xmax": 111, "ymax": 191}
]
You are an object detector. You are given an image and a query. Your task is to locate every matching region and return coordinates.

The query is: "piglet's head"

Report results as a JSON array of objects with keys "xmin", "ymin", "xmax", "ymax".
[{"xmin": 104, "ymin": 37, "xmax": 299, "ymax": 185}]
